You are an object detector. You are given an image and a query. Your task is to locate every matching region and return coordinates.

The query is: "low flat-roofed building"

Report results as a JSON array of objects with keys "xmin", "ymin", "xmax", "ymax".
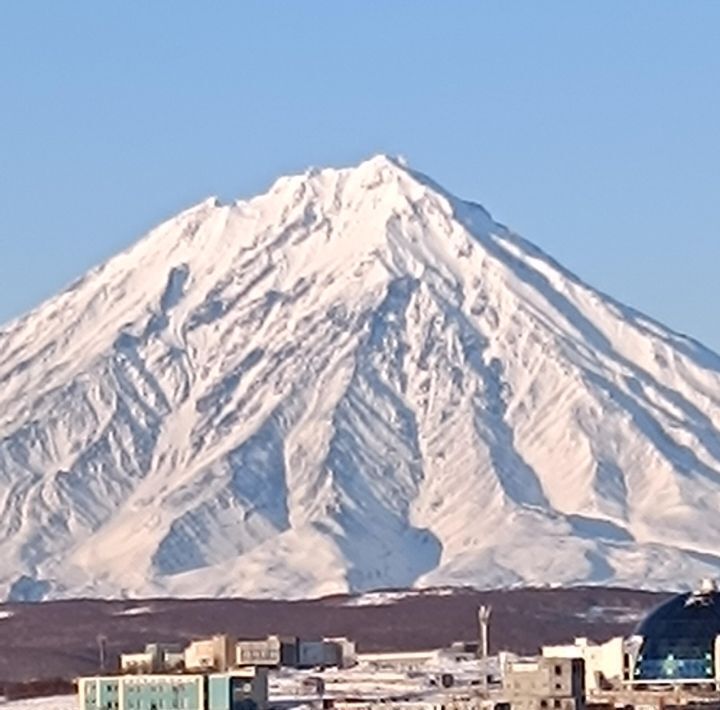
[
  {"xmin": 77, "ymin": 667, "xmax": 268, "ymax": 710},
  {"xmin": 79, "ymin": 673, "xmax": 204, "ymax": 710}
]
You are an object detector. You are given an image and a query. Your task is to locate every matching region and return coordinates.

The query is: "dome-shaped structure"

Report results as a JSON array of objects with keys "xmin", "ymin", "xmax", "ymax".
[{"xmin": 634, "ymin": 582, "xmax": 720, "ymax": 683}]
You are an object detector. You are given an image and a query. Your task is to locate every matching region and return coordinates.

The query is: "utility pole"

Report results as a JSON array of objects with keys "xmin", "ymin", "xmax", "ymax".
[{"xmin": 97, "ymin": 634, "xmax": 108, "ymax": 673}]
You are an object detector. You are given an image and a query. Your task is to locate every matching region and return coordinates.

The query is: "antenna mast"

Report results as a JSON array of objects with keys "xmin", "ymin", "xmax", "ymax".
[{"xmin": 478, "ymin": 605, "xmax": 492, "ymax": 659}]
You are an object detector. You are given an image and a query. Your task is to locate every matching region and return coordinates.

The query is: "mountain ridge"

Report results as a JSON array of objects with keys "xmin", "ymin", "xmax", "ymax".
[{"xmin": 2, "ymin": 155, "xmax": 720, "ymax": 601}]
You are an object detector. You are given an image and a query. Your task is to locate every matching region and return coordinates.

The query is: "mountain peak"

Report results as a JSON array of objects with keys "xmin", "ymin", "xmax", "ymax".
[
  {"xmin": 2, "ymin": 160, "xmax": 720, "ymax": 600},
  {"xmin": 356, "ymin": 152, "xmax": 408, "ymax": 175},
  {"xmin": 267, "ymin": 154, "xmax": 418, "ymax": 205}
]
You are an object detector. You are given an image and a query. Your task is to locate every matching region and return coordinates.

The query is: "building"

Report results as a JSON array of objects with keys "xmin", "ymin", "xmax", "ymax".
[
  {"xmin": 208, "ymin": 668, "xmax": 268, "ymax": 710},
  {"xmin": 77, "ymin": 668, "xmax": 267, "ymax": 710},
  {"xmin": 541, "ymin": 637, "xmax": 630, "ymax": 692},
  {"xmin": 79, "ymin": 673, "xmax": 204, "ymax": 710},
  {"xmin": 120, "ymin": 652, "xmax": 154, "ymax": 674},
  {"xmin": 235, "ymin": 635, "xmax": 301, "ymax": 667},
  {"xmin": 630, "ymin": 579, "xmax": 720, "ymax": 686},
  {"xmin": 120, "ymin": 643, "xmax": 184, "ymax": 673},
  {"xmin": 297, "ymin": 637, "xmax": 356, "ymax": 668},
  {"xmin": 235, "ymin": 636, "xmax": 357, "ymax": 668},
  {"xmin": 503, "ymin": 656, "xmax": 585, "ymax": 710},
  {"xmin": 326, "ymin": 636, "xmax": 358, "ymax": 669},
  {"xmin": 537, "ymin": 580, "xmax": 720, "ymax": 693},
  {"xmin": 235, "ymin": 635, "xmax": 356, "ymax": 669},
  {"xmin": 185, "ymin": 634, "xmax": 236, "ymax": 672}
]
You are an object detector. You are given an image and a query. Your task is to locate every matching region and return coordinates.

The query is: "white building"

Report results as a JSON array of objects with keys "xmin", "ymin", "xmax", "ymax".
[
  {"xmin": 120, "ymin": 642, "xmax": 183, "ymax": 673},
  {"xmin": 184, "ymin": 634, "xmax": 236, "ymax": 672},
  {"xmin": 542, "ymin": 636, "xmax": 632, "ymax": 692}
]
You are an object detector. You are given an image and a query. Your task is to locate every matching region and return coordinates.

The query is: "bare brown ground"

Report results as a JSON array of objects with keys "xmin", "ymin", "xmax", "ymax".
[{"xmin": 0, "ymin": 586, "xmax": 669, "ymax": 683}]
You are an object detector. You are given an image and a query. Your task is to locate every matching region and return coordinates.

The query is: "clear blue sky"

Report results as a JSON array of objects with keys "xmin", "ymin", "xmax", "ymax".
[{"xmin": 1, "ymin": 2, "xmax": 719, "ymax": 348}]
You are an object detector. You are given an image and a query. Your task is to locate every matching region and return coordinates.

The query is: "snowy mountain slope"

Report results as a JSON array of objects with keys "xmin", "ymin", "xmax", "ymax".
[{"xmin": 2, "ymin": 155, "xmax": 720, "ymax": 600}]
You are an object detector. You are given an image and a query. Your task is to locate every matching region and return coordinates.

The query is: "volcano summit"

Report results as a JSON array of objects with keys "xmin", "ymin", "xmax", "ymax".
[{"xmin": 2, "ymin": 156, "xmax": 720, "ymax": 601}]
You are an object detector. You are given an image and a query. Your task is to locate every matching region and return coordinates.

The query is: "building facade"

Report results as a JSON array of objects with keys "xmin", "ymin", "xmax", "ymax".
[
  {"xmin": 542, "ymin": 636, "xmax": 630, "ymax": 692},
  {"xmin": 120, "ymin": 643, "xmax": 184, "ymax": 674},
  {"xmin": 184, "ymin": 635, "xmax": 236, "ymax": 672},
  {"xmin": 77, "ymin": 668, "xmax": 267, "ymax": 710},
  {"xmin": 503, "ymin": 656, "xmax": 585, "ymax": 710},
  {"xmin": 234, "ymin": 635, "xmax": 356, "ymax": 669},
  {"xmin": 632, "ymin": 580, "xmax": 720, "ymax": 686},
  {"xmin": 235, "ymin": 636, "xmax": 283, "ymax": 667}
]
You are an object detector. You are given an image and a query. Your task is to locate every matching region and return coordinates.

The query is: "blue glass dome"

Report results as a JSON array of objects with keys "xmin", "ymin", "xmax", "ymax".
[{"xmin": 634, "ymin": 587, "xmax": 720, "ymax": 682}]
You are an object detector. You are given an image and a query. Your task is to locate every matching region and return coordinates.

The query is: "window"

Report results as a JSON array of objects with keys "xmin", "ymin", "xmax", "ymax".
[{"xmin": 554, "ymin": 665, "xmax": 562, "ymax": 675}]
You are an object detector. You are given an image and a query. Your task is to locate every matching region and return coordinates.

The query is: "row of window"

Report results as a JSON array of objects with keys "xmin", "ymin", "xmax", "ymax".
[{"xmin": 84, "ymin": 700, "xmax": 190, "ymax": 710}]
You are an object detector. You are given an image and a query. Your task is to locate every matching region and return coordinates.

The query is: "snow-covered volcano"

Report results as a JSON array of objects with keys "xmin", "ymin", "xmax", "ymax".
[{"xmin": 2, "ymin": 155, "xmax": 720, "ymax": 601}]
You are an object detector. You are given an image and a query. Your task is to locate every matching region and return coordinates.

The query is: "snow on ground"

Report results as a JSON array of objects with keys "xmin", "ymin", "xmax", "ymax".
[
  {"xmin": 271, "ymin": 655, "xmax": 494, "ymax": 703},
  {"xmin": 575, "ymin": 605, "xmax": 645, "ymax": 624},
  {"xmin": 0, "ymin": 654, "xmax": 493, "ymax": 709},
  {"xmin": 112, "ymin": 605, "xmax": 154, "ymax": 616},
  {"xmin": 0, "ymin": 697, "xmax": 75, "ymax": 709},
  {"xmin": 344, "ymin": 588, "xmax": 458, "ymax": 606}
]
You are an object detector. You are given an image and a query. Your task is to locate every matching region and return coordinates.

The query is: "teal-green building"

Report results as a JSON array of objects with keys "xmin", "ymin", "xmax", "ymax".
[{"xmin": 78, "ymin": 669, "xmax": 267, "ymax": 710}]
